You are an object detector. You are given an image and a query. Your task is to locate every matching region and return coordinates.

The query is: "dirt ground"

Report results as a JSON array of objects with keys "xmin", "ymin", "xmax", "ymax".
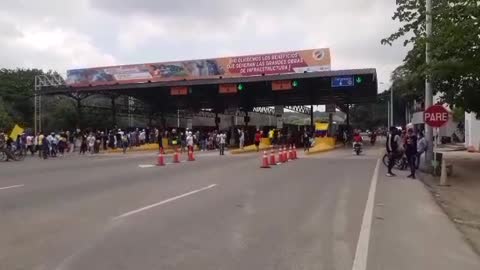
[{"xmin": 420, "ymin": 151, "xmax": 480, "ymax": 255}]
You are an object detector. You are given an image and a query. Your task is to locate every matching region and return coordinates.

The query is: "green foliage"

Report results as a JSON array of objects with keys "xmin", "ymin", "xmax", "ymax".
[
  {"xmin": 0, "ymin": 68, "xmax": 43, "ymax": 127},
  {"xmin": 0, "ymin": 68, "xmax": 116, "ymax": 131},
  {"xmin": 452, "ymin": 106, "xmax": 465, "ymax": 123},
  {"xmin": 350, "ymin": 92, "xmax": 389, "ymax": 129},
  {"xmin": 382, "ymin": 0, "xmax": 480, "ymax": 113},
  {"xmin": 0, "ymin": 98, "xmax": 13, "ymax": 130}
]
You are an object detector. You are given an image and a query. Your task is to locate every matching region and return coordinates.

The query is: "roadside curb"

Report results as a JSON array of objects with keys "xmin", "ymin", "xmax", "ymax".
[{"xmin": 418, "ymin": 171, "xmax": 480, "ymax": 256}]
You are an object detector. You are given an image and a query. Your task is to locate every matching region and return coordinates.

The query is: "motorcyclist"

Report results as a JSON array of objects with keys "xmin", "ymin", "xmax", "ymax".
[
  {"xmin": 369, "ymin": 130, "xmax": 377, "ymax": 145},
  {"xmin": 353, "ymin": 132, "xmax": 363, "ymax": 152}
]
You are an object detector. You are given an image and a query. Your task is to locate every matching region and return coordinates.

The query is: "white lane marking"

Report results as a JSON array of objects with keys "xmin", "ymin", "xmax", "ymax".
[
  {"xmin": 138, "ymin": 160, "xmax": 189, "ymax": 167},
  {"xmin": 113, "ymin": 184, "xmax": 217, "ymax": 220},
  {"xmin": 351, "ymin": 158, "xmax": 381, "ymax": 270},
  {"xmin": 138, "ymin": 164, "xmax": 155, "ymax": 168},
  {"xmin": 0, "ymin": 184, "xmax": 24, "ymax": 190}
]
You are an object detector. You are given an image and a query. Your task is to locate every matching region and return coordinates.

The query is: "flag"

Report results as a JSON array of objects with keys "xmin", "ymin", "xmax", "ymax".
[
  {"xmin": 9, "ymin": 124, "xmax": 24, "ymax": 140},
  {"xmin": 315, "ymin": 122, "xmax": 329, "ymax": 131}
]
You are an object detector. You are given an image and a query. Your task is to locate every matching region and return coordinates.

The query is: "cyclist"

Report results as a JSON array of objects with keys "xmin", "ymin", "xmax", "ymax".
[{"xmin": 0, "ymin": 130, "xmax": 14, "ymax": 161}]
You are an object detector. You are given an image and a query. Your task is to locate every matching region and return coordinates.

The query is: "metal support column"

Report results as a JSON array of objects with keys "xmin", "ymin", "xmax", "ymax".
[
  {"xmin": 215, "ymin": 112, "xmax": 220, "ymax": 130},
  {"xmin": 111, "ymin": 96, "xmax": 117, "ymax": 127},
  {"xmin": 34, "ymin": 76, "xmax": 41, "ymax": 135},
  {"xmin": 76, "ymin": 98, "xmax": 82, "ymax": 129},
  {"xmin": 310, "ymin": 105, "xmax": 314, "ymax": 131},
  {"xmin": 346, "ymin": 104, "xmax": 350, "ymax": 128},
  {"xmin": 328, "ymin": 113, "xmax": 333, "ymax": 137}
]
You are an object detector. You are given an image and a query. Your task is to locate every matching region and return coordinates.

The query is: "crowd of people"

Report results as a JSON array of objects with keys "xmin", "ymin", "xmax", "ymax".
[
  {"xmin": 385, "ymin": 126, "xmax": 427, "ymax": 179},
  {"xmin": 1, "ymin": 125, "xmax": 315, "ymax": 160}
]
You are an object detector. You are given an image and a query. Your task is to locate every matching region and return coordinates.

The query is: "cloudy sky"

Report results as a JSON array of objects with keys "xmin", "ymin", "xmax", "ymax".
[{"xmin": 0, "ymin": 0, "xmax": 408, "ymax": 89}]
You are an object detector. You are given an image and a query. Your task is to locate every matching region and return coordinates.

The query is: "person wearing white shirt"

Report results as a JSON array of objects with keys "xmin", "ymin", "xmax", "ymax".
[
  {"xmin": 87, "ymin": 133, "xmax": 96, "ymax": 154},
  {"xmin": 26, "ymin": 135, "xmax": 34, "ymax": 155},
  {"xmin": 218, "ymin": 132, "xmax": 227, "ymax": 155},
  {"xmin": 186, "ymin": 131, "xmax": 194, "ymax": 152}
]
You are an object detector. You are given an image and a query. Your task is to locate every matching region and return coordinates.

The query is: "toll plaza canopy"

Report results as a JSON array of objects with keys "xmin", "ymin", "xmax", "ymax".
[{"xmin": 41, "ymin": 48, "xmax": 378, "ymax": 112}]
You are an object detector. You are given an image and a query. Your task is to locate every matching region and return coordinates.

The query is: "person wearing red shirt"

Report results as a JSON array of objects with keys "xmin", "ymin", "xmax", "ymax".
[
  {"xmin": 353, "ymin": 133, "xmax": 363, "ymax": 143},
  {"xmin": 352, "ymin": 132, "xmax": 363, "ymax": 153},
  {"xmin": 254, "ymin": 130, "xmax": 262, "ymax": 152}
]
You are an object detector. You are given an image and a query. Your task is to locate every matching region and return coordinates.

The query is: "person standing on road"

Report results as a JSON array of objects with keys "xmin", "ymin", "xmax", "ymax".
[
  {"xmin": 80, "ymin": 133, "xmax": 87, "ymax": 155},
  {"xmin": 405, "ymin": 128, "xmax": 418, "ymax": 179},
  {"xmin": 218, "ymin": 131, "xmax": 227, "ymax": 155},
  {"xmin": 26, "ymin": 134, "xmax": 34, "ymax": 156},
  {"xmin": 37, "ymin": 132, "xmax": 44, "ymax": 158},
  {"xmin": 186, "ymin": 131, "xmax": 194, "ymax": 153},
  {"xmin": 254, "ymin": 130, "xmax": 262, "ymax": 152},
  {"xmin": 238, "ymin": 129, "xmax": 245, "ymax": 150},
  {"xmin": 180, "ymin": 131, "xmax": 186, "ymax": 153},
  {"xmin": 303, "ymin": 130, "xmax": 310, "ymax": 152},
  {"xmin": 87, "ymin": 133, "xmax": 95, "ymax": 154},
  {"xmin": 386, "ymin": 127, "xmax": 400, "ymax": 177},
  {"xmin": 157, "ymin": 128, "xmax": 163, "ymax": 153},
  {"xmin": 121, "ymin": 132, "xmax": 129, "ymax": 154},
  {"xmin": 41, "ymin": 134, "xmax": 49, "ymax": 159}
]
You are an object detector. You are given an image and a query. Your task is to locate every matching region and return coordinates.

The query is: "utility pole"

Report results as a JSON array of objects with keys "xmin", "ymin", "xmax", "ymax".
[
  {"xmin": 387, "ymin": 101, "xmax": 391, "ymax": 127},
  {"xmin": 425, "ymin": 0, "xmax": 434, "ymax": 164},
  {"xmin": 390, "ymin": 88, "xmax": 394, "ymax": 127},
  {"xmin": 390, "ymin": 88, "xmax": 395, "ymax": 126}
]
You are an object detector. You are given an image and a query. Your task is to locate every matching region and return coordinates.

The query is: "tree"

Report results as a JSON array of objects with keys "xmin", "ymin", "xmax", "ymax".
[
  {"xmin": 0, "ymin": 97, "xmax": 13, "ymax": 130},
  {"xmin": 0, "ymin": 68, "xmax": 44, "ymax": 127},
  {"xmin": 382, "ymin": 0, "xmax": 480, "ymax": 113},
  {"xmin": 350, "ymin": 91, "xmax": 392, "ymax": 129}
]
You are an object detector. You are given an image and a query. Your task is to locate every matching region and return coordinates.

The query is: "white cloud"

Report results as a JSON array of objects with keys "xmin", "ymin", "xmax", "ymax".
[
  {"xmin": 1, "ymin": 26, "xmax": 116, "ymax": 72},
  {"xmin": 0, "ymin": 0, "xmax": 408, "ymax": 87}
]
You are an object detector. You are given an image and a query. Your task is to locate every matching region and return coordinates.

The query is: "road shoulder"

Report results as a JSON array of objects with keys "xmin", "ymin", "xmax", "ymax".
[{"xmin": 368, "ymin": 167, "xmax": 480, "ymax": 270}]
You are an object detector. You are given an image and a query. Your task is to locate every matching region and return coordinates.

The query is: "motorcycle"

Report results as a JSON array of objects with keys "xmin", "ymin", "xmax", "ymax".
[
  {"xmin": 370, "ymin": 135, "xmax": 376, "ymax": 146},
  {"xmin": 353, "ymin": 142, "xmax": 362, "ymax": 155}
]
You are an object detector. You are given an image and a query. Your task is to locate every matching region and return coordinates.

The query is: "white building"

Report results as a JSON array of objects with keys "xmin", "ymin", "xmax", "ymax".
[{"xmin": 465, "ymin": 112, "xmax": 480, "ymax": 151}]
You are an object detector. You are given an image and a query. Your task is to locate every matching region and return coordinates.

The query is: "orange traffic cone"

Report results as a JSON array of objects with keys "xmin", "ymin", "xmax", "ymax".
[
  {"xmin": 261, "ymin": 151, "xmax": 271, "ymax": 168},
  {"xmin": 288, "ymin": 146, "xmax": 293, "ymax": 160},
  {"xmin": 173, "ymin": 148, "xmax": 180, "ymax": 163},
  {"xmin": 278, "ymin": 148, "xmax": 283, "ymax": 163},
  {"xmin": 188, "ymin": 149, "xmax": 195, "ymax": 161},
  {"xmin": 283, "ymin": 147, "xmax": 288, "ymax": 163},
  {"xmin": 269, "ymin": 149, "xmax": 276, "ymax": 165},
  {"xmin": 293, "ymin": 145, "xmax": 297, "ymax": 159},
  {"xmin": 157, "ymin": 152, "xmax": 165, "ymax": 166}
]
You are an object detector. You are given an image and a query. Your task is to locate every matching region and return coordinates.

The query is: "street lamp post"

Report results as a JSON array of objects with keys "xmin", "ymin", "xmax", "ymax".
[
  {"xmin": 425, "ymin": 0, "xmax": 434, "ymax": 164},
  {"xmin": 390, "ymin": 87, "xmax": 394, "ymax": 127}
]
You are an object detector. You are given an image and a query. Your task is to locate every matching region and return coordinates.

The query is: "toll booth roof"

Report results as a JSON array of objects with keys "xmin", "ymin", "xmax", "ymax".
[{"xmin": 41, "ymin": 68, "xmax": 377, "ymax": 110}]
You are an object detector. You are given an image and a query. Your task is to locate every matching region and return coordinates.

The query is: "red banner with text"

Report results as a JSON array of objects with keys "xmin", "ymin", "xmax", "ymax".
[{"xmin": 66, "ymin": 48, "xmax": 331, "ymax": 87}]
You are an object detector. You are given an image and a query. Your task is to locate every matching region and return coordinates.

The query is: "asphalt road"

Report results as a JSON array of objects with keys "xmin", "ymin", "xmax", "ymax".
[{"xmin": 0, "ymin": 145, "xmax": 437, "ymax": 270}]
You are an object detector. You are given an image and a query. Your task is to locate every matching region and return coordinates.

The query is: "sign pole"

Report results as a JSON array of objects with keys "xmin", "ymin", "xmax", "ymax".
[
  {"xmin": 424, "ymin": 105, "xmax": 449, "ymax": 174},
  {"xmin": 433, "ymin": 127, "xmax": 439, "ymax": 175}
]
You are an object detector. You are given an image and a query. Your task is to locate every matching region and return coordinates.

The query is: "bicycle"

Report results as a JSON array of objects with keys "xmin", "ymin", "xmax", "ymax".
[
  {"xmin": 13, "ymin": 148, "xmax": 25, "ymax": 161},
  {"xmin": 0, "ymin": 148, "xmax": 25, "ymax": 161},
  {"xmin": 382, "ymin": 153, "xmax": 407, "ymax": 170}
]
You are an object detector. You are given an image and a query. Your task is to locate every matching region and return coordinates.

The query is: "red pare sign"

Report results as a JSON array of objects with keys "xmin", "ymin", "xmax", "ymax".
[{"xmin": 424, "ymin": 105, "xmax": 449, "ymax": 127}]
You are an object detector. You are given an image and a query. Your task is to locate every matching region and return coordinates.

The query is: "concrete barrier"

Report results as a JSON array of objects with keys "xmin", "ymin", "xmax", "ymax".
[
  {"xmin": 306, "ymin": 137, "xmax": 337, "ymax": 155},
  {"xmin": 231, "ymin": 138, "xmax": 272, "ymax": 154}
]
